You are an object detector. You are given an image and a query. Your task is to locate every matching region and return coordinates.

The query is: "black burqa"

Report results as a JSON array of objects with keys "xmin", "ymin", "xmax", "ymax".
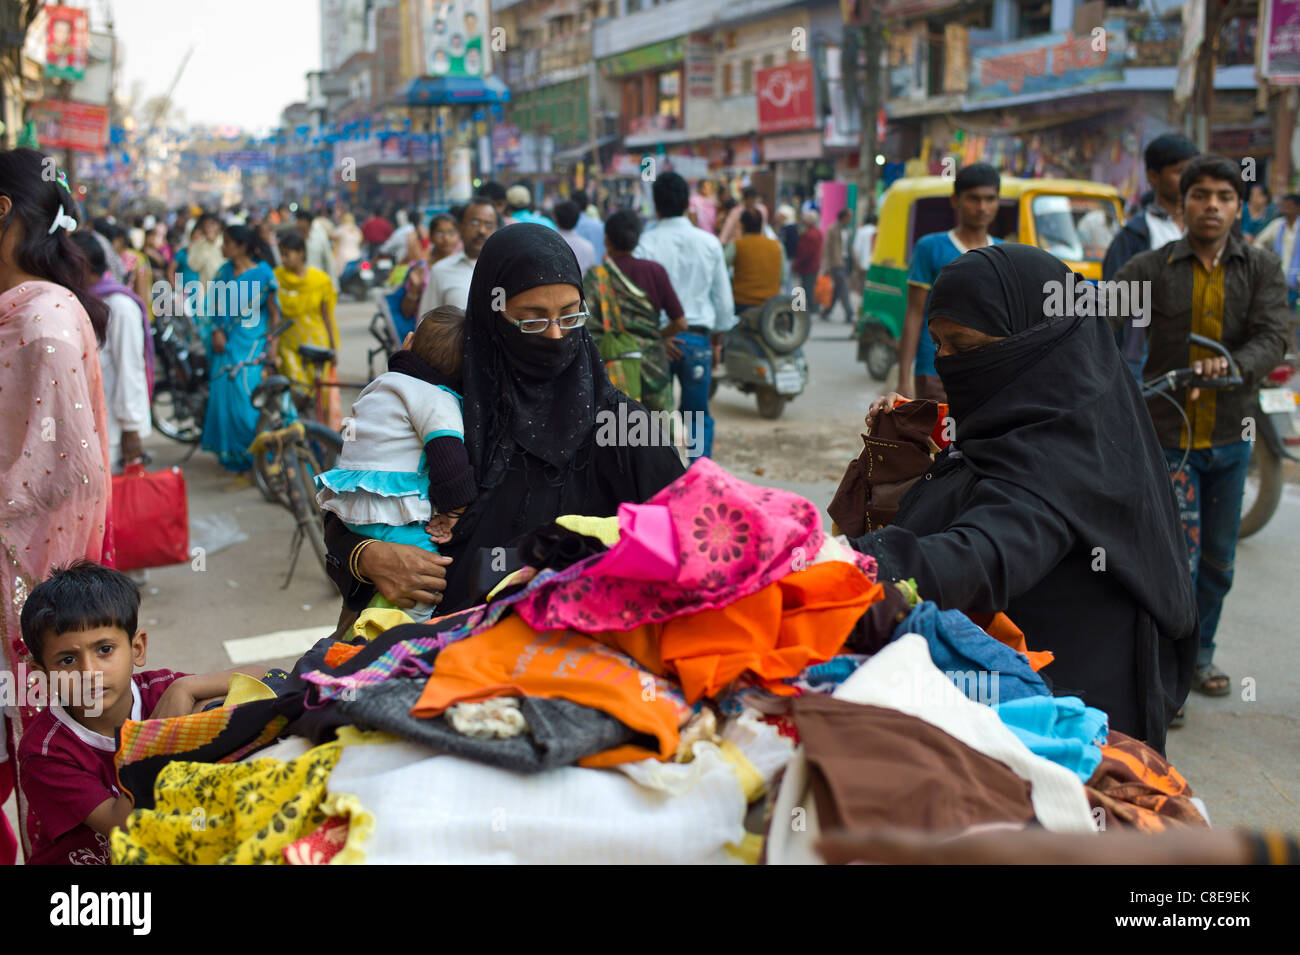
[
  {"xmin": 325, "ymin": 223, "xmax": 685, "ymax": 614},
  {"xmin": 852, "ymin": 244, "xmax": 1197, "ymax": 752}
]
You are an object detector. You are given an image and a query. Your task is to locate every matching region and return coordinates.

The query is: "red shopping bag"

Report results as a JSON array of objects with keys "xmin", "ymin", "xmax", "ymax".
[
  {"xmin": 110, "ymin": 463, "xmax": 190, "ymax": 571},
  {"xmin": 814, "ymin": 274, "xmax": 833, "ymax": 310}
]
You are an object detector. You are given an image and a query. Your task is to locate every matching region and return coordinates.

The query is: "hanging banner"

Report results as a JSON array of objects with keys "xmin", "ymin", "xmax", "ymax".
[
  {"xmin": 421, "ymin": 0, "xmax": 491, "ymax": 78},
  {"xmin": 756, "ymin": 59, "xmax": 817, "ymax": 134},
  {"xmin": 491, "ymin": 123, "xmax": 521, "ymax": 166},
  {"xmin": 967, "ymin": 21, "xmax": 1127, "ymax": 104},
  {"xmin": 45, "ymin": 4, "xmax": 90, "ymax": 81},
  {"xmin": 1263, "ymin": 0, "xmax": 1300, "ymax": 83},
  {"xmin": 29, "ymin": 99, "xmax": 109, "ymax": 153}
]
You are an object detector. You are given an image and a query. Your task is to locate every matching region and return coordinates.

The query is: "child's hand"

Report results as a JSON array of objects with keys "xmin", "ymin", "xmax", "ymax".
[
  {"xmin": 149, "ymin": 678, "xmax": 200, "ymax": 720},
  {"xmin": 426, "ymin": 511, "xmax": 460, "ymax": 545}
]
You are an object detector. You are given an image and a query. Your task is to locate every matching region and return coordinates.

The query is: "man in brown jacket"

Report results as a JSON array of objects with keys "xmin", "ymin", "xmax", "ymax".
[{"xmin": 1112, "ymin": 155, "xmax": 1290, "ymax": 702}]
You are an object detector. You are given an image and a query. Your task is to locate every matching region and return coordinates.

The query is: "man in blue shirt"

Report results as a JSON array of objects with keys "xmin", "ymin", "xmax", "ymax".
[
  {"xmin": 505, "ymin": 184, "xmax": 556, "ymax": 229},
  {"xmin": 570, "ymin": 188, "xmax": 605, "ymax": 252},
  {"xmin": 898, "ymin": 163, "xmax": 1001, "ymax": 400}
]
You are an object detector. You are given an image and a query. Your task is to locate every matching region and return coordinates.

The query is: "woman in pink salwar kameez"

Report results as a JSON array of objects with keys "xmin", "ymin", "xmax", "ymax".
[{"xmin": 0, "ymin": 149, "xmax": 112, "ymax": 864}]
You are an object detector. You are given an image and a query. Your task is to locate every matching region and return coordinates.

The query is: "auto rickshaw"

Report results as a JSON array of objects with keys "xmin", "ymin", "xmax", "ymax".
[{"xmin": 855, "ymin": 176, "xmax": 1124, "ymax": 379}]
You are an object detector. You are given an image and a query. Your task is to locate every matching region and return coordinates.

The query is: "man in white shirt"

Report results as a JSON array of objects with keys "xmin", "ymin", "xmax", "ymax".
[
  {"xmin": 71, "ymin": 232, "xmax": 152, "ymax": 472},
  {"xmin": 635, "ymin": 171, "xmax": 735, "ymax": 460},
  {"xmin": 553, "ymin": 199, "xmax": 597, "ymax": 275},
  {"xmin": 410, "ymin": 198, "xmax": 498, "ymax": 318},
  {"xmin": 1256, "ymin": 193, "xmax": 1300, "ymax": 309}
]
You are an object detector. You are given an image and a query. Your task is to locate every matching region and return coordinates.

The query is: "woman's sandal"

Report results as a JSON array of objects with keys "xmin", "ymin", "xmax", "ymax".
[{"xmin": 1193, "ymin": 663, "xmax": 1232, "ymax": 697}]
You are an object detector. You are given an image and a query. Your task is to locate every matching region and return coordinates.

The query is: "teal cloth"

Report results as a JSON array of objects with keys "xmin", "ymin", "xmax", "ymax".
[
  {"xmin": 993, "ymin": 695, "xmax": 1108, "ymax": 782},
  {"xmin": 317, "ymin": 467, "xmax": 427, "ymax": 499},
  {"xmin": 200, "ymin": 261, "xmax": 278, "ymax": 471},
  {"xmin": 344, "ymin": 520, "xmax": 438, "ymax": 553}
]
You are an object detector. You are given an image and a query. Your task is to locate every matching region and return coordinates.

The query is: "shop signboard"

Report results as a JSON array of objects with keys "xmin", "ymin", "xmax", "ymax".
[
  {"xmin": 29, "ymin": 99, "xmax": 108, "ymax": 153},
  {"xmin": 603, "ymin": 37, "xmax": 685, "ymax": 77},
  {"xmin": 967, "ymin": 21, "xmax": 1127, "ymax": 103},
  {"xmin": 756, "ymin": 59, "xmax": 817, "ymax": 135},
  {"xmin": 45, "ymin": 5, "xmax": 89, "ymax": 81},
  {"xmin": 685, "ymin": 33, "xmax": 716, "ymax": 99},
  {"xmin": 764, "ymin": 131, "xmax": 824, "ymax": 161},
  {"xmin": 421, "ymin": 0, "xmax": 492, "ymax": 77},
  {"xmin": 1262, "ymin": 0, "xmax": 1300, "ymax": 83},
  {"xmin": 664, "ymin": 154, "xmax": 709, "ymax": 179}
]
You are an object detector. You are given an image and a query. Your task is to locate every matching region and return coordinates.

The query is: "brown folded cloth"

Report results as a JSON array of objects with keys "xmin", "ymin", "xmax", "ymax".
[
  {"xmin": 828, "ymin": 399, "xmax": 942, "ymax": 537},
  {"xmin": 1085, "ymin": 730, "xmax": 1209, "ymax": 832},
  {"xmin": 792, "ymin": 695, "xmax": 1037, "ymax": 832}
]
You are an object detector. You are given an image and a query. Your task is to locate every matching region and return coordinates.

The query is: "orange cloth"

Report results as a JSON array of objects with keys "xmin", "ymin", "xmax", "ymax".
[
  {"xmin": 968, "ymin": 611, "xmax": 1055, "ymax": 672},
  {"xmin": 411, "ymin": 615, "xmax": 689, "ymax": 766},
  {"xmin": 324, "ymin": 642, "xmax": 365, "ymax": 668},
  {"xmin": 592, "ymin": 561, "xmax": 882, "ymax": 703}
]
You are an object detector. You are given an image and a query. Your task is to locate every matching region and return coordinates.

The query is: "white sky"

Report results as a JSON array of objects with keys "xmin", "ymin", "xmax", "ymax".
[{"xmin": 109, "ymin": 0, "xmax": 321, "ymax": 132}]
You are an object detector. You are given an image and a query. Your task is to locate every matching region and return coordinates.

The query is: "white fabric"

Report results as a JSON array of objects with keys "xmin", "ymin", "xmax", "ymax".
[
  {"xmin": 101, "ymin": 291, "xmax": 153, "ymax": 468},
  {"xmin": 635, "ymin": 216, "xmax": 736, "ymax": 333},
  {"xmin": 316, "ymin": 371, "xmax": 464, "ymax": 526},
  {"xmin": 764, "ymin": 744, "xmax": 824, "ymax": 866},
  {"xmin": 1257, "ymin": 217, "xmax": 1297, "ymax": 283},
  {"xmin": 326, "ymin": 739, "xmax": 747, "ymax": 864},
  {"xmin": 832, "ymin": 634, "xmax": 1096, "ymax": 833},
  {"xmin": 558, "ymin": 227, "xmax": 597, "ymax": 275},
  {"xmin": 1145, "ymin": 208, "xmax": 1184, "ymax": 250},
  {"xmin": 446, "ymin": 698, "xmax": 528, "ymax": 739},
  {"xmin": 308, "ymin": 221, "xmax": 337, "ymax": 286},
  {"xmin": 418, "ymin": 250, "xmax": 475, "ymax": 316}
]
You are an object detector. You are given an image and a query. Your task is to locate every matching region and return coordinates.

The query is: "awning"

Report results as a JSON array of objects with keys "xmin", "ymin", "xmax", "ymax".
[
  {"xmin": 394, "ymin": 75, "xmax": 511, "ymax": 106},
  {"xmin": 552, "ymin": 135, "xmax": 621, "ymax": 164}
]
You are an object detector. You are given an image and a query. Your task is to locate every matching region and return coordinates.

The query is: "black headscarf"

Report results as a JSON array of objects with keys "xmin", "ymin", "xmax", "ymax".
[
  {"xmin": 927, "ymin": 244, "xmax": 1196, "ymax": 644},
  {"xmin": 460, "ymin": 223, "xmax": 622, "ymax": 485}
]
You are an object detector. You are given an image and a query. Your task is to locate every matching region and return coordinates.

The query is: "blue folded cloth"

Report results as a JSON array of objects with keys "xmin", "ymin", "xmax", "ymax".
[
  {"xmin": 993, "ymin": 695, "xmax": 1108, "ymax": 782},
  {"xmin": 891, "ymin": 601, "xmax": 1051, "ymax": 703}
]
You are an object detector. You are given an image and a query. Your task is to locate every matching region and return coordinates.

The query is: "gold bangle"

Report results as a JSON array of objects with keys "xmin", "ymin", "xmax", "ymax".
[{"xmin": 351, "ymin": 539, "xmax": 376, "ymax": 585}]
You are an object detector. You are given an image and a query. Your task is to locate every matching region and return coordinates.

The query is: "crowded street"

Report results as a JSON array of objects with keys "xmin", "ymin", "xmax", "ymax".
[{"xmin": 2, "ymin": 0, "xmax": 1300, "ymax": 912}]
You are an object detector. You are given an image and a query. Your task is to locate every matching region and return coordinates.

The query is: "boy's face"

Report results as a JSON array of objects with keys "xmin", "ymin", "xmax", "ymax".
[
  {"xmin": 952, "ymin": 186, "xmax": 999, "ymax": 232},
  {"xmin": 39, "ymin": 626, "xmax": 145, "ymax": 720},
  {"xmin": 1183, "ymin": 177, "xmax": 1240, "ymax": 244}
]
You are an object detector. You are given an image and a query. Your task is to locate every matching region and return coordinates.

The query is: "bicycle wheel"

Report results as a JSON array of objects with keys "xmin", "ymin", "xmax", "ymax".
[
  {"xmin": 250, "ymin": 410, "xmax": 289, "ymax": 505},
  {"xmin": 302, "ymin": 421, "xmax": 344, "ymax": 473},
  {"xmin": 284, "ymin": 447, "xmax": 330, "ymax": 575}
]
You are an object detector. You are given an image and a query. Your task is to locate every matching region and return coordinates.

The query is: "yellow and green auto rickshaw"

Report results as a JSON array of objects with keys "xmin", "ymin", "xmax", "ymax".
[{"xmin": 855, "ymin": 176, "xmax": 1124, "ymax": 379}]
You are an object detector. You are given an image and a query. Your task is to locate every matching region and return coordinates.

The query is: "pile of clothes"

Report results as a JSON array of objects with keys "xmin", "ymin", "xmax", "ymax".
[{"xmin": 107, "ymin": 458, "xmax": 1208, "ymax": 865}]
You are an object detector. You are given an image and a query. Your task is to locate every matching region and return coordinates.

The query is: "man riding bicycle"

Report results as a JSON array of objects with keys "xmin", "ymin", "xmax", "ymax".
[{"xmin": 1112, "ymin": 156, "xmax": 1290, "ymax": 704}]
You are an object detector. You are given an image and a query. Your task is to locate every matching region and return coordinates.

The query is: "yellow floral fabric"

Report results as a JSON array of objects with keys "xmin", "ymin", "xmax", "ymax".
[{"xmin": 111, "ymin": 739, "xmax": 346, "ymax": 865}]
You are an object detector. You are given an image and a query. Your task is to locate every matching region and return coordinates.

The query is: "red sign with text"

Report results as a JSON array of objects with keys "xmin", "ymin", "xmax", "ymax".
[
  {"xmin": 756, "ymin": 60, "xmax": 817, "ymax": 134},
  {"xmin": 30, "ymin": 100, "xmax": 109, "ymax": 154}
]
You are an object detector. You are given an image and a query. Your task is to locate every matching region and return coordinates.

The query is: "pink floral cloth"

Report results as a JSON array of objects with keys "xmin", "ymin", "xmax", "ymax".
[{"xmin": 514, "ymin": 458, "xmax": 826, "ymax": 632}]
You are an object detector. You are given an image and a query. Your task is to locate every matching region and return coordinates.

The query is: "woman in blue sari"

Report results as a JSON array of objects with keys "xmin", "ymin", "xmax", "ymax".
[{"xmin": 201, "ymin": 224, "xmax": 282, "ymax": 473}]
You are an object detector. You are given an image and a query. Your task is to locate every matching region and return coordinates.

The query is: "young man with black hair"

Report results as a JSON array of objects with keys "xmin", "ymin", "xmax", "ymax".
[
  {"xmin": 898, "ymin": 162, "xmax": 1001, "ymax": 400},
  {"xmin": 1255, "ymin": 192, "xmax": 1300, "ymax": 309},
  {"xmin": 475, "ymin": 181, "xmax": 512, "ymax": 226},
  {"xmin": 554, "ymin": 199, "xmax": 597, "ymax": 274},
  {"xmin": 732, "ymin": 209, "xmax": 783, "ymax": 310},
  {"xmin": 1103, "ymin": 133, "xmax": 1200, "ymax": 378},
  {"xmin": 635, "ymin": 171, "xmax": 734, "ymax": 459},
  {"xmin": 1113, "ymin": 156, "xmax": 1290, "ymax": 702},
  {"xmin": 717, "ymin": 185, "xmax": 770, "ymax": 246}
]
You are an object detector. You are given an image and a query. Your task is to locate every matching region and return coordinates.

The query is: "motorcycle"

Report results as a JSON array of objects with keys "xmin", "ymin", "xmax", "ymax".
[
  {"xmin": 709, "ymin": 296, "xmax": 811, "ymax": 420},
  {"xmin": 339, "ymin": 258, "xmax": 376, "ymax": 301},
  {"xmin": 150, "ymin": 308, "xmax": 209, "ymax": 444}
]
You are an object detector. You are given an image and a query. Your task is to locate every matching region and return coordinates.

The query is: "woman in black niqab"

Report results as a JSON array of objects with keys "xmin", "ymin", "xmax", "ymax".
[
  {"xmin": 852, "ymin": 244, "xmax": 1197, "ymax": 753},
  {"xmin": 324, "ymin": 223, "xmax": 685, "ymax": 614}
]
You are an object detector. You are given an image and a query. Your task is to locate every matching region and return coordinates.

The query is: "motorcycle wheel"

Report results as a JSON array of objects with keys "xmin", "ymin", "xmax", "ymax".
[
  {"xmin": 756, "ymin": 387, "xmax": 786, "ymax": 420},
  {"xmin": 151, "ymin": 378, "xmax": 205, "ymax": 444},
  {"xmin": 1238, "ymin": 438, "xmax": 1282, "ymax": 540},
  {"xmin": 861, "ymin": 325, "xmax": 897, "ymax": 382},
  {"xmin": 757, "ymin": 301, "xmax": 810, "ymax": 355}
]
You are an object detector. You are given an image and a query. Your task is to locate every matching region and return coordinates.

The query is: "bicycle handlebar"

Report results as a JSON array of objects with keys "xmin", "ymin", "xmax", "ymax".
[{"xmin": 1140, "ymin": 333, "xmax": 1243, "ymax": 397}]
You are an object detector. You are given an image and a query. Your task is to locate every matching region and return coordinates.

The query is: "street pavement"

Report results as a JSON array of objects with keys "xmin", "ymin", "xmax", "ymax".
[{"xmin": 5, "ymin": 294, "xmax": 1297, "ymax": 841}]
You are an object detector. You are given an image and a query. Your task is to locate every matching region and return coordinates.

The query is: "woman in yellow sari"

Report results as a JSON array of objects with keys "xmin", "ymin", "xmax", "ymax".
[{"xmin": 274, "ymin": 232, "xmax": 342, "ymax": 428}]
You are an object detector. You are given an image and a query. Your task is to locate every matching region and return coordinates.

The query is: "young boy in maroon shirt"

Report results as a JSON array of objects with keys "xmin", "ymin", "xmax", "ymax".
[{"xmin": 17, "ymin": 560, "xmax": 263, "ymax": 864}]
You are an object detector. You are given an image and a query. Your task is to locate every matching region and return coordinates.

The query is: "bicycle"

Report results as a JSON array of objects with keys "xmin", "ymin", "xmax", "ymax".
[{"xmin": 1140, "ymin": 332, "xmax": 1291, "ymax": 539}]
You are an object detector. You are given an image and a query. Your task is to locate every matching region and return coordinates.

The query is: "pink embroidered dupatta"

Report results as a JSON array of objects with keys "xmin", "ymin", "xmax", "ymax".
[{"xmin": 0, "ymin": 281, "xmax": 111, "ymax": 860}]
